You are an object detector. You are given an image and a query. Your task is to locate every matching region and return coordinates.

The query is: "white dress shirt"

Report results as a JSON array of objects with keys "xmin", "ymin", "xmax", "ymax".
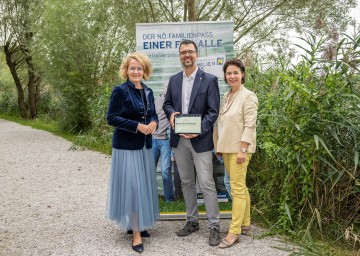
[{"xmin": 182, "ymin": 67, "xmax": 198, "ymax": 114}]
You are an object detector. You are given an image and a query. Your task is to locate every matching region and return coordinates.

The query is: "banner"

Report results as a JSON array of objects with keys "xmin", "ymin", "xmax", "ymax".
[
  {"xmin": 136, "ymin": 21, "xmax": 234, "ymax": 95},
  {"xmin": 136, "ymin": 22, "xmax": 234, "ymax": 204}
]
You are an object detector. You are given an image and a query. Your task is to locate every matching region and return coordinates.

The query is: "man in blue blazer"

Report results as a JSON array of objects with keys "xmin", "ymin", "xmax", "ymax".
[{"xmin": 163, "ymin": 39, "xmax": 221, "ymax": 246}]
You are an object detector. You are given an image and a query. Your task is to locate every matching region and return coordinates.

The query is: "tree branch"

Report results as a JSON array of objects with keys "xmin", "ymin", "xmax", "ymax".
[
  {"xmin": 158, "ymin": 0, "xmax": 178, "ymax": 22},
  {"xmin": 211, "ymin": 0, "xmax": 227, "ymax": 21},
  {"xmin": 234, "ymin": 0, "xmax": 289, "ymax": 44}
]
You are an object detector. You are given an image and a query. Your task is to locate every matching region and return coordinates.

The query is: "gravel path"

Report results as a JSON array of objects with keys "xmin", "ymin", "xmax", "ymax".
[{"xmin": 0, "ymin": 118, "xmax": 295, "ymax": 256}]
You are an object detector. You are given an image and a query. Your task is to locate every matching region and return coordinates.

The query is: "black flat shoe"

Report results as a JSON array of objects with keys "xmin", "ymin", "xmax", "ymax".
[
  {"xmin": 132, "ymin": 243, "xmax": 144, "ymax": 253},
  {"xmin": 127, "ymin": 230, "xmax": 150, "ymax": 237}
]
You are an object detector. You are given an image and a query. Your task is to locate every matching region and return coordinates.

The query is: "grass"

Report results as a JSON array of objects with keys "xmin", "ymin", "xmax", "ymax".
[{"xmin": 159, "ymin": 197, "xmax": 232, "ymax": 212}]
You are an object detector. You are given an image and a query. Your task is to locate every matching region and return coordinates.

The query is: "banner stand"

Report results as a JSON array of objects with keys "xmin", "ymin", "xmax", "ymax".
[{"xmin": 159, "ymin": 211, "xmax": 232, "ymax": 220}]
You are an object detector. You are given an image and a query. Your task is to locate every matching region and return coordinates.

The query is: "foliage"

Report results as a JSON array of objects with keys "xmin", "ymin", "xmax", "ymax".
[
  {"xmin": 1, "ymin": 0, "xmax": 357, "ymax": 127},
  {"xmin": 0, "ymin": 53, "xmax": 17, "ymax": 113},
  {"xmin": 72, "ymin": 84, "xmax": 114, "ymax": 154},
  {"xmin": 32, "ymin": 0, "xmax": 140, "ymax": 132},
  {"xmin": 140, "ymin": 0, "xmax": 357, "ymax": 54},
  {"xmin": 247, "ymin": 31, "xmax": 360, "ymax": 250}
]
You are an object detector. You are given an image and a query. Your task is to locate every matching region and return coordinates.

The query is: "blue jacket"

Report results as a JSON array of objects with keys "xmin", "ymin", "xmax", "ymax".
[
  {"xmin": 107, "ymin": 80, "xmax": 158, "ymax": 150},
  {"xmin": 163, "ymin": 69, "xmax": 220, "ymax": 153}
]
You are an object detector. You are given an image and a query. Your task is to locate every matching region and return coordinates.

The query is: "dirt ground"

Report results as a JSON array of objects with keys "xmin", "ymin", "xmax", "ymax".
[{"xmin": 0, "ymin": 118, "xmax": 296, "ymax": 255}]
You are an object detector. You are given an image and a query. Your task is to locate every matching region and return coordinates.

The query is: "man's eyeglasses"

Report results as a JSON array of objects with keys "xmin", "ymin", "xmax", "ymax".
[
  {"xmin": 179, "ymin": 50, "xmax": 197, "ymax": 56},
  {"xmin": 128, "ymin": 67, "xmax": 143, "ymax": 72}
]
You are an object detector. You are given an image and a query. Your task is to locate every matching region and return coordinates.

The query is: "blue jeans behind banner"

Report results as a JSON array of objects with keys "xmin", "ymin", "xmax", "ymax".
[
  {"xmin": 152, "ymin": 138, "xmax": 175, "ymax": 202},
  {"xmin": 224, "ymin": 169, "xmax": 232, "ymax": 200}
]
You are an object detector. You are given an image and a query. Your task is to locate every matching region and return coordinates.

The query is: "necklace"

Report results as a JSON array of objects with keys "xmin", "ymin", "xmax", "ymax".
[{"xmin": 230, "ymin": 86, "xmax": 240, "ymax": 94}]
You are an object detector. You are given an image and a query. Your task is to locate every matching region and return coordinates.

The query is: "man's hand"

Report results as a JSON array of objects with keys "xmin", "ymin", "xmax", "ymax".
[
  {"xmin": 170, "ymin": 112, "xmax": 181, "ymax": 129},
  {"xmin": 180, "ymin": 134, "xmax": 199, "ymax": 139}
]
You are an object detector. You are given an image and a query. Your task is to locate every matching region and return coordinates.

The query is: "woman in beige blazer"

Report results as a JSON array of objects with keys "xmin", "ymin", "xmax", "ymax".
[{"xmin": 213, "ymin": 58, "xmax": 258, "ymax": 248}]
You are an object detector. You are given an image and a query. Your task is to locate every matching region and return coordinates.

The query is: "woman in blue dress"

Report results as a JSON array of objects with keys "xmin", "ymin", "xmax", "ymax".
[{"xmin": 106, "ymin": 52, "xmax": 160, "ymax": 253}]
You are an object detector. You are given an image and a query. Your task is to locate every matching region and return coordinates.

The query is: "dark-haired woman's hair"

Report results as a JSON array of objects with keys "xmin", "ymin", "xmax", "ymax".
[{"xmin": 223, "ymin": 58, "xmax": 246, "ymax": 84}]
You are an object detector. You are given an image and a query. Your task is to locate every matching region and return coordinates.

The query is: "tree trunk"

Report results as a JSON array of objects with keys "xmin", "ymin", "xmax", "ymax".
[
  {"xmin": 187, "ymin": 0, "xmax": 195, "ymax": 21},
  {"xmin": 25, "ymin": 54, "xmax": 37, "ymax": 119},
  {"xmin": 4, "ymin": 43, "xmax": 28, "ymax": 118}
]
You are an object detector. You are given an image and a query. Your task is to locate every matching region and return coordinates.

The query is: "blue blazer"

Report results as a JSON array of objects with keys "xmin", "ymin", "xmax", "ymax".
[
  {"xmin": 107, "ymin": 80, "xmax": 158, "ymax": 150},
  {"xmin": 163, "ymin": 69, "xmax": 220, "ymax": 153}
]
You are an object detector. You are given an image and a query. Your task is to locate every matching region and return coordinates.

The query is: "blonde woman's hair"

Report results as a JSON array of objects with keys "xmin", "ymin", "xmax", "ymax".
[{"xmin": 119, "ymin": 52, "xmax": 153, "ymax": 80}]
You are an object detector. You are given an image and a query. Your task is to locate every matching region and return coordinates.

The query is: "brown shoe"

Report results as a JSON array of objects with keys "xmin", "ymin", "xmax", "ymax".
[
  {"xmin": 218, "ymin": 234, "xmax": 240, "ymax": 249},
  {"xmin": 241, "ymin": 226, "xmax": 252, "ymax": 236}
]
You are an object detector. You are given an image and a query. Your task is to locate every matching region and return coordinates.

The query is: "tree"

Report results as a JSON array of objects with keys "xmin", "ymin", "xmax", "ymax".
[
  {"xmin": 2, "ymin": 0, "xmax": 357, "ymax": 128},
  {"xmin": 32, "ymin": 0, "xmax": 148, "ymax": 132},
  {"xmin": 0, "ymin": 52, "xmax": 17, "ymax": 113},
  {"xmin": 0, "ymin": 0, "xmax": 42, "ymax": 118},
  {"xmin": 140, "ymin": 0, "xmax": 357, "ymax": 54}
]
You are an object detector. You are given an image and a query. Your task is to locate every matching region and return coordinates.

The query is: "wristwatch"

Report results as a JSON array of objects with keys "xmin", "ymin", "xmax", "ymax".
[{"xmin": 241, "ymin": 148, "xmax": 248, "ymax": 153}]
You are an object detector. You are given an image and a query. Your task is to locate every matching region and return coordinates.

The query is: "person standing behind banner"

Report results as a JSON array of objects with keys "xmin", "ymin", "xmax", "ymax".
[
  {"xmin": 152, "ymin": 80, "xmax": 175, "ymax": 202},
  {"xmin": 212, "ymin": 149, "xmax": 232, "ymax": 201},
  {"xmin": 163, "ymin": 39, "xmax": 221, "ymax": 246},
  {"xmin": 213, "ymin": 58, "xmax": 258, "ymax": 249},
  {"xmin": 223, "ymin": 169, "xmax": 232, "ymax": 200},
  {"xmin": 106, "ymin": 52, "xmax": 159, "ymax": 253},
  {"xmin": 171, "ymin": 150, "xmax": 183, "ymax": 200}
]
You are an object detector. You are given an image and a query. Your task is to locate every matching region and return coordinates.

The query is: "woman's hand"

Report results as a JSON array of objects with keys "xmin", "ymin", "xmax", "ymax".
[
  {"xmin": 236, "ymin": 152, "xmax": 247, "ymax": 164},
  {"xmin": 148, "ymin": 121, "xmax": 157, "ymax": 134},
  {"xmin": 137, "ymin": 123, "xmax": 152, "ymax": 135}
]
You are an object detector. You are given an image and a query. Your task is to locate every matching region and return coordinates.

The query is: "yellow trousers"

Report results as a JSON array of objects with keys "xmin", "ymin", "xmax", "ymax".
[{"xmin": 222, "ymin": 153, "xmax": 251, "ymax": 235}]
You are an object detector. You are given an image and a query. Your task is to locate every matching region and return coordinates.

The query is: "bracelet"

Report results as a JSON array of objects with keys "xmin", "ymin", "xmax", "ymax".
[{"xmin": 240, "ymin": 148, "xmax": 248, "ymax": 153}]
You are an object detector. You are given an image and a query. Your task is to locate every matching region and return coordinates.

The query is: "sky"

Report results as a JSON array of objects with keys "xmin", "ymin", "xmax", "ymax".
[{"xmin": 347, "ymin": 1, "xmax": 360, "ymax": 33}]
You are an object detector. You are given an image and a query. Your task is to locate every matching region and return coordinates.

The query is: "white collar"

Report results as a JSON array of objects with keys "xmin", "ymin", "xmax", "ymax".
[{"xmin": 183, "ymin": 67, "xmax": 198, "ymax": 80}]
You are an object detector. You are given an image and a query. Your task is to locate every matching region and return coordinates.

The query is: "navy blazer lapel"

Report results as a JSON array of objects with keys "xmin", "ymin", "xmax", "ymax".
[{"xmin": 188, "ymin": 69, "xmax": 204, "ymax": 112}]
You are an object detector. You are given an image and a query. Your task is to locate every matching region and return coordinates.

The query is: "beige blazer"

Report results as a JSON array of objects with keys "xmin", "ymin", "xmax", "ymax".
[{"xmin": 213, "ymin": 86, "xmax": 258, "ymax": 153}]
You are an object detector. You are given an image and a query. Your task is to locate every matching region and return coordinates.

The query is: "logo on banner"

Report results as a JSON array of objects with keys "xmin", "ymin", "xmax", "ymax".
[{"xmin": 197, "ymin": 55, "xmax": 225, "ymax": 79}]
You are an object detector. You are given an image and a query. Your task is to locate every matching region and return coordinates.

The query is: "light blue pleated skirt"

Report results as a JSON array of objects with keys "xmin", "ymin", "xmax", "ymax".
[{"xmin": 106, "ymin": 146, "xmax": 160, "ymax": 231}]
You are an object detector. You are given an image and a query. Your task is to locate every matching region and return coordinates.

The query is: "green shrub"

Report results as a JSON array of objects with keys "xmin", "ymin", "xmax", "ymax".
[{"xmin": 247, "ymin": 32, "xmax": 359, "ymax": 249}]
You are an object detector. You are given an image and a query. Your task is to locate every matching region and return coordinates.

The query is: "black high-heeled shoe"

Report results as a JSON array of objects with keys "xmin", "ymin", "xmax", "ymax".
[
  {"xmin": 132, "ymin": 243, "xmax": 144, "ymax": 253},
  {"xmin": 126, "ymin": 230, "xmax": 150, "ymax": 237}
]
